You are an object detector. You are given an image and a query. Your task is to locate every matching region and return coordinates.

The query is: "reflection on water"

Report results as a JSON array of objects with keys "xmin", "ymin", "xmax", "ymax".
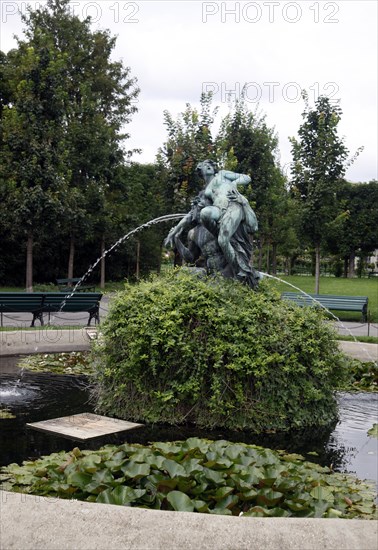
[
  {"xmin": 0, "ymin": 356, "xmax": 91, "ymax": 464},
  {"xmin": 328, "ymin": 393, "xmax": 378, "ymax": 485},
  {"xmin": 0, "ymin": 356, "xmax": 377, "ymax": 489}
]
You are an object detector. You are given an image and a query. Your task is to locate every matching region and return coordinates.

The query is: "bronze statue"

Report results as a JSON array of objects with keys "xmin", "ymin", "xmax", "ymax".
[{"xmin": 165, "ymin": 160, "xmax": 260, "ymax": 288}]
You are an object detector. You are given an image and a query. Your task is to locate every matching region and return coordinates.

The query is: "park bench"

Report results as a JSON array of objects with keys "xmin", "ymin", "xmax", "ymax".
[
  {"xmin": 0, "ymin": 292, "xmax": 102, "ymax": 327},
  {"xmin": 56, "ymin": 278, "xmax": 96, "ymax": 292},
  {"xmin": 281, "ymin": 292, "xmax": 369, "ymax": 322}
]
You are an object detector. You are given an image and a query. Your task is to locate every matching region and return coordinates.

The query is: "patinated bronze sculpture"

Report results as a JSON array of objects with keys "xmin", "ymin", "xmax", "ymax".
[{"xmin": 165, "ymin": 160, "xmax": 260, "ymax": 288}]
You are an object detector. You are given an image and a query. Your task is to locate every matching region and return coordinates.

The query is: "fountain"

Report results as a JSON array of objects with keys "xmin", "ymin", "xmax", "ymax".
[
  {"xmin": 0, "ymin": 161, "xmax": 376, "ymax": 517},
  {"xmin": 62, "ymin": 214, "xmax": 186, "ymax": 297},
  {"xmin": 78, "ymin": 162, "xmax": 375, "ymax": 473},
  {"xmin": 35, "ymin": 213, "xmax": 186, "ymax": 327}
]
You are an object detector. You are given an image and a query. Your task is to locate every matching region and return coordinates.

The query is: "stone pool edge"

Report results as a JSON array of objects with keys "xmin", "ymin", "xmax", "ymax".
[
  {"xmin": 1, "ymin": 328, "xmax": 377, "ymax": 362},
  {"xmin": 1, "ymin": 490, "xmax": 377, "ymax": 550}
]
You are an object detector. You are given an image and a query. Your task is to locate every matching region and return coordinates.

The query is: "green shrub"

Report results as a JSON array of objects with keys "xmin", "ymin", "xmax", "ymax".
[{"xmin": 91, "ymin": 270, "xmax": 349, "ymax": 431}]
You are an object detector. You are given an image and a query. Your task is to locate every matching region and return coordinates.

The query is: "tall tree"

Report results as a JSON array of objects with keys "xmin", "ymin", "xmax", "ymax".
[
  {"xmin": 327, "ymin": 180, "xmax": 378, "ymax": 277},
  {"xmin": 1, "ymin": 37, "xmax": 69, "ymax": 290},
  {"xmin": 216, "ymin": 94, "xmax": 288, "ymax": 272},
  {"xmin": 0, "ymin": 0, "xmax": 139, "ymax": 288},
  {"xmin": 157, "ymin": 93, "xmax": 218, "ymax": 212},
  {"xmin": 289, "ymin": 93, "xmax": 354, "ymax": 292},
  {"xmin": 95, "ymin": 162, "xmax": 166, "ymax": 284}
]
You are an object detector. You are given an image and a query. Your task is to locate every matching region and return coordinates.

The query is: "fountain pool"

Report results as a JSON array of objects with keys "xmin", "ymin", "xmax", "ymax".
[{"xmin": 0, "ymin": 356, "xmax": 376, "ymax": 492}]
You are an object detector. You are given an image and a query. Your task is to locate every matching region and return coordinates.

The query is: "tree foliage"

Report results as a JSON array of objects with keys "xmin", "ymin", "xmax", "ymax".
[
  {"xmin": 326, "ymin": 180, "xmax": 378, "ymax": 277},
  {"xmin": 215, "ymin": 94, "xmax": 290, "ymax": 272},
  {"xmin": 157, "ymin": 93, "xmax": 218, "ymax": 211},
  {"xmin": 289, "ymin": 93, "xmax": 359, "ymax": 290},
  {"xmin": 0, "ymin": 0, "xmax": 139, "ymax": 287}
]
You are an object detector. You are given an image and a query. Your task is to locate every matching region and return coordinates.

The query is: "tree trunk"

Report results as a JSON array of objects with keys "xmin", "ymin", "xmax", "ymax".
[
  {"xmin": 271, "ymin": 243, "xmax": 277, "ymax": 275},
  {"xmin": 100, "ymin": 236, "xmax": 106, "ymax": 289},
  {"xmin": 343, "ymin": 257, "xmax": 348, "ymax": 278},
  {"xmin": 26, "ymin": 231, "xmax": 33, "ymax": 293},
  {"xmin": 348, "ymin": 250, "xmax": 356, "ymax": 278},
  {"xmin": 314, "ymin": 243, "xmax": 321, "ymax": 293},
  {"xmin": 257, "ymin": 238, "xmax": 264, "ymax": 271},
  {"xmin": 266, "ymin": 245, "xmax": 270, "ymax": 274},
  {"xmin": 135, "ymin": 239, "xmax": 140, "ymax": 280},
  {"xmin": 68, "ymin": 235, "xmax": 75, "ymax": 279},
  {"xmin": 157, "ymin": 244, "xmax": 163, "ymax": 275}
]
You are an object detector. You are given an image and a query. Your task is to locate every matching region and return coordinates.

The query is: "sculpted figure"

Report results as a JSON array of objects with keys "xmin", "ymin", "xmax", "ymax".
[
  {"xmin": 166, "ymin": 193, "xmax": 233, "ymax": 278},
  {"xmin": 165, "ymin": 159, "xmax": 260, "ymax": 288}
]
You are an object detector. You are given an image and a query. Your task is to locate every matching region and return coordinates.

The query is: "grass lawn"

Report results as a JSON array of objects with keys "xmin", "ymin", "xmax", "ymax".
[
  {"xmin": 0, "ymin": 275, "xmax": 376, "ymax": 321},
  {"xmin": 267, "ymin": 275, "xmax": 378, "ymax": 322}
]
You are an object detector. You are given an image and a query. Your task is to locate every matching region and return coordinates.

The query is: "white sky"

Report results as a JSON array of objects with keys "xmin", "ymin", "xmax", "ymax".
[{"xmin": 1, "ymin": 0, "xmax": 377, "ymax": 182}]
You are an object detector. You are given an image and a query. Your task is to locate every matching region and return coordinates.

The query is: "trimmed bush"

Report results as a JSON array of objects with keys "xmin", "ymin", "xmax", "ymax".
[{"xmin": 91, "ymin": 270, "xmax": 348, "ymax": 431}]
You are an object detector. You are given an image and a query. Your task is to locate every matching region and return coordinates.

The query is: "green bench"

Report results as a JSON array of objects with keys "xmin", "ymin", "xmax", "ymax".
[
  {"xmin": 0, "ymin": 292, "xmax": 102, "ymax": 327},
  {"xmin": 56, "ymin": 278, "xmax": 96, "ymax": 292},
  {"xmin": 281, "ymin": 292, "xmax": 369, "ymax": 322}
]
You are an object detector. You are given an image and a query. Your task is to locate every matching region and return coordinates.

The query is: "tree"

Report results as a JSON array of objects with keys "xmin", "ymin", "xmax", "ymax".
[
  {"xmin": 216, "ymin": 93, "xmax": 289, "ymax": 272},
  {"xmin": 157, "ymin": 93, "xmax": 218, "ymax": 212},
  {"xmin": 1, "ymin": 38, "xmax": 69, "ymax": 290},
  {"xmin": 97, "ymin": 162, "xmax": 167, "ymax": 283},
  {"xmin": 327, "ymin": 180, "xmax": 378, "ymax": 277},
  {"xmin": 0, "ymin": 0, "xmax": 139, "ymax": 289},
  {"xmin": 289, "ymin": 93, "xmax": 355, "ymax": 292}
]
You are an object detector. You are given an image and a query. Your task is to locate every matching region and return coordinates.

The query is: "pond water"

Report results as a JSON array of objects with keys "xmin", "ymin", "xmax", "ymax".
[{"xmin": 0, "ymin": 356, "xmax": 377, "ymax": 491}]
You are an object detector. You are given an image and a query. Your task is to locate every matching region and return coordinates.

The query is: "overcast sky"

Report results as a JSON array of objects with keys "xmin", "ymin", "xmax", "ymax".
[{"xmin": 1, "ymin": 0, "xmax": 377, "ymax": 182}]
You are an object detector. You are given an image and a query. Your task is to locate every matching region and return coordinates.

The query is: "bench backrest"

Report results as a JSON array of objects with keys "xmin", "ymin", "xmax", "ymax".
[
  {"xmin": 0, "ymin": 292, "xmax": 102, "ymax": 313},
  {"xmin": 0, "ymin": 293, "xmax": 45, "ymax": 312},
  {"xmin": 42, "ymin": 292, "xmax": 102, "ymax": 312},
  {"xmin": 281, "ymin": 292, "xmax": 368, "ymax": 311},
  {"xmin": 56, "ymin": 278, "xmax": 81, "ymax": 285}
]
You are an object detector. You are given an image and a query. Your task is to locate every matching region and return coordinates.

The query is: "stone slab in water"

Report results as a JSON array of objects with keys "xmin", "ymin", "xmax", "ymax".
[{"xmin": 26, "ymin": 413, "xmax": 143, "ymax": 440}]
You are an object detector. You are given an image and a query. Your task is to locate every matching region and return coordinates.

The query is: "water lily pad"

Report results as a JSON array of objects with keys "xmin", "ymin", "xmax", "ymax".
[
  {"xmin": 367, "ymin": 423, "xmax": 378, "ymax": 438},
  {"xmin": 162, "ymin": 459, "xmax": 186, "ymax": 478},
  {"xmin": 80, "ymin": 454, "xmax": 102, "ymax": 473},
  {"xmin": 1, "ymin": 437, "xmax": 376, "ymax": 519},
  {"xmin": 167, "ymin": 490, "xmax": 194, "ymax": 512},
  {"xmin": 310, "ymin": 486, "xmax": 334, "ymax": 502},
  {"xmin": 256, "ymin": 488, "xmax": 284, "ymax": 506},
  {"xmin": 121, "ymin": 460, "xmax": 150, "ymax": 479},
  {"xmin": 96, "ymin": 486, "xmax": 145, "ymax": 505},
  {"xmin": 0, "ymin": 408, "xmax": 16, "ymax": 419}
]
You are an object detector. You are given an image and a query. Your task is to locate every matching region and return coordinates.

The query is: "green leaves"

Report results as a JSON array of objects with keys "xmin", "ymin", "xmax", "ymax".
[
  {"xmin": 96, "ymin": 486, "xmax": 146, "ymax": 506},
  {"xmin": 17, "ymin": 352, "xmax": 92, "ymax": 375},
  {"xmin": 121, "ymin": 461, "xmax": 150, "ymax": 479},
  {"xmin": 367, "ymin": 424, "xmax": 378, "ymax": 438},
  {"xmin": 167, "ymin": 491, "xmax": 194, "ymax": 512},
  {"xmin": 91, "ymin": 273, "xmax": 347, "ymax": 433},
  {"xmin": 289, "ymin": 94, "xmax": 354, "ymax": 291},
  {"xmin": 1, "ymin": 438, "xmax": 376, "ymax": 519}
]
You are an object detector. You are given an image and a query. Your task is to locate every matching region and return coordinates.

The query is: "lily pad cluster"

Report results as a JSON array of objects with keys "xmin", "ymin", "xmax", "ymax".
[
  {"xmin": 0, "ymin": 408, "xmax": 16, "ymax": 419},
  {"xmin": 1, "ymin": 438, "xmax": 376, "ymax": 519},
  {"xmin": 368, "ymin": 424, "xmax": 378, "ymax": 438},
  {"xmin": 340, "ymin": 360, "xmax": 378, "ymax": 392},
  {"xmin": 18, "ymin": 352, "xmax": 92, "ymax": 376}
]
